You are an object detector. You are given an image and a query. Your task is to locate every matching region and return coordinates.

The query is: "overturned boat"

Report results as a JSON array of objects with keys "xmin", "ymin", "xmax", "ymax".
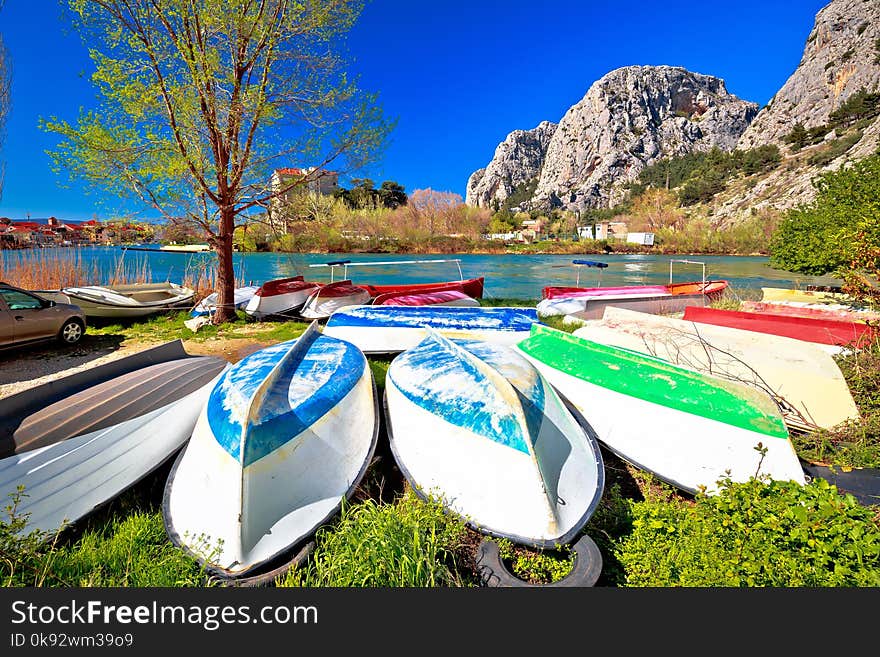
[
  {"xmin": 244, "ymin": 276, "xmax": 321, "ymax": 319},
  {"xmin": 162, "ymin": 322, "xmax": 379, "ymax": 579},
  {"xmin": 571, "ymin": 306, "xmax": 860, "ymax": 432},
  {"xmin": 323, "ymin": 305, "xmax": 539, "ymax": 354},
  {"xmin": 36, "ymin": 282, "xmax": 195, "ymax": 319},
  {"xmin": 0, "ymin": 341, "xmax": 228, "ymax": 536},
  {"xmin": 384, "ymin": 329, "xmax": 604, "ymax": 548},
  {"xmin": 298, "ymin": 280, "xmax": 371, "ymax": 320},
  {"xmin": 515, "ymin": 324, "xmax": 806, "ymax": 494}
]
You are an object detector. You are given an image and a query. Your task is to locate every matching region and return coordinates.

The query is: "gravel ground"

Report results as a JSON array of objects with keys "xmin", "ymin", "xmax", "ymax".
[{"xmin": 0, "ymin": 334, "xmax": 264, "ymax": 400}]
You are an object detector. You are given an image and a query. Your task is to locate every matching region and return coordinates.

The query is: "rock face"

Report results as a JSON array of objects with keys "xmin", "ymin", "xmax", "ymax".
[
  {"xmin": 737, "ymin": 0, "xmax": 880, "ymax": 150},
  {"xmin": 714, "ymin": 0, "xmax": 880, "ymax": 223},
  {"xmin": 467, "ymin": 66, "xmax": 757, "ymax": 211},
  {"xmin": 465, "ymin": 121, "xmax": 557, "ymax": 209}
]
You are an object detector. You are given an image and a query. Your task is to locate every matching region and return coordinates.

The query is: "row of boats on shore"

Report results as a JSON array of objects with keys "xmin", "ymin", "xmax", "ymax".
[{"xmin": 3, "ymin": 260, "xmax": 878, "ymax": 583}]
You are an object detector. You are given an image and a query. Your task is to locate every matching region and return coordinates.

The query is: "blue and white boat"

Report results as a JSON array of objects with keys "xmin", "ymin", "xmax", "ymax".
[
  {"xmin": 162, "ymin": 322, "xmax": 379, "ymax": 579},
  {"xmin": 384, "ymin": 329, "xmax": 604, "ymax": 548},
  {"xmin": 322, "ymin": 305, "xmax": 539, "ymax": 354}
]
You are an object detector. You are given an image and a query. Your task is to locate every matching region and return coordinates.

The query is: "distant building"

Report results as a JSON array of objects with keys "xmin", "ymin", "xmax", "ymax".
[
  {"xmin": 577, "ymin": 221, "xmax": 628, "ymax": 240},
  {"xmin": 267, "ymin": 167, "xmax": 340, "ymax": 229},
  {"xmin": 626, "ymin": 232, "xmax": 655, "ymax": 246}
]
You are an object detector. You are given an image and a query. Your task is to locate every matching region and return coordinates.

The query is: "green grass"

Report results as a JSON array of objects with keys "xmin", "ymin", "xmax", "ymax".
[
  {"xmin": 478, "ymin": 296, "xmax": 536, "ymax": 307},
  {"xmin": 792, "ymin": 335, "xmax": 880, "ymax": 468},
  {"xmin": 87, "ymin": 310, "xmax": 310, "ymax": 345},
  {"xmin": 278, "ymin": 490, "xmax": 473, "ymax": 587},
  {"xmin": 1, "ymin": 486, "xmax": 207, "ymax": 587}
]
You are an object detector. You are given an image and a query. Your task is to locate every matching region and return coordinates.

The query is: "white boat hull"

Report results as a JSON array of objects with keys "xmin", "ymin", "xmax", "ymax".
[
  {"xmin": 323, "ymin": 305, "xmax": 539, "ymax": 354},
  {"xmin": 163, "ymin": 326, "xmax": 378, "ymax": 577},
  {"xmin": 0, "ymin": 371, "xmax": 224, "ymax": 535},
  {"xmin": 516, "ymin": 355, "xmax": 805, "ymax": 495},
  {"xmin": 572, "ymin": 306, "xmax": 859, "ymax": 431},
  {"xmin": 385, "ymin": 332, "xmax": 603, "ymax": 547}
]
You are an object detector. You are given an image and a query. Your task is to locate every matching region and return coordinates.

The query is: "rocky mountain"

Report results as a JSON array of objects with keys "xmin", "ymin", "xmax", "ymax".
[
  {"xmin": 465, "ymin": 121, "xmax": 557, "ymax": 210},
  {"xmin": 466, "ymin": 66, "xmax": 758, "ymax": 211},
  {"xmin": 738, "ymin": 0, "xmax": 880, "ymax": 149},
  {"xmin": 716, "ymin": 0, "xmax": 880, "ymax": 222},
  {"xmin": 466, "ymin": 0, "xmax": 880, "ymax": 223}
]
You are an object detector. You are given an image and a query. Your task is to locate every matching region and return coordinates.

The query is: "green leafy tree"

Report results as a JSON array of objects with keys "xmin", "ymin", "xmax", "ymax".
[
  {"xmin": 378, "ymin": 180, "xmax": 407, "ymax": 209},
  {"xmin": 770, "ymin": 154, "xmax": 880, "ymax": 301},
  {"xmin": 43, "ymin": 0, "xmax": 391, "ymax": 322}
]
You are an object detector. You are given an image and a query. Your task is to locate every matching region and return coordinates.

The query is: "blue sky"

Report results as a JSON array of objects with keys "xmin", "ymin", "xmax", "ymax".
[{"xmin": 0, "ymin": 0, "xmax": 829, "ymax": 222}]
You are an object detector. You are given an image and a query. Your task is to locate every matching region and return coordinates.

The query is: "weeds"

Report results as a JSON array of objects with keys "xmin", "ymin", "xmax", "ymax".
[{"xmin": 279, "ymin": 490, "xmax": 471, "ymax": 587}]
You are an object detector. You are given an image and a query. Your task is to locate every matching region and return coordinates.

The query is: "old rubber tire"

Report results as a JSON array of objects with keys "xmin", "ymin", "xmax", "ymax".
[
  {"xmin": 476, "ymin": 534, "xmax": 602, "ymax": 587},
  {"xmin": 58, "ymin": 319, "xmax": 84, "ymax": 345}
]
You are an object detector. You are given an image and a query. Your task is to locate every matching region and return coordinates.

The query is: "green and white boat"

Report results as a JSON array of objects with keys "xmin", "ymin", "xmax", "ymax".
[{"xmin": 515, "ymin": 324, "xmax": 806, "ymax": 494}]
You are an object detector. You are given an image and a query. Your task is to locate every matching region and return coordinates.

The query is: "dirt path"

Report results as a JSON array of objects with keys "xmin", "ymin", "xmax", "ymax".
[{"xmin": 0, "ymin": 334, "xmax": 270, "ymax": 400}]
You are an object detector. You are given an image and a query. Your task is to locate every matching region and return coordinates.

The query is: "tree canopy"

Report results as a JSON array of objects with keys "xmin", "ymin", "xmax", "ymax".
[
  {"xmin": 769, "ymin": 153, "xmax": 880, "ymax": 303},
  {"xmin": 44, "ymin": 0, "xmax": 392, "ymax": 321}
]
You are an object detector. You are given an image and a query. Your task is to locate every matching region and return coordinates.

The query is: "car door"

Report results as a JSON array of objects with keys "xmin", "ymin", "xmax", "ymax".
[
  {"xmin": 0, "ymin": 295, "xmax": 13, "ymax": 347},
  {"xmin": 0, "ymin": 289, "xmax": 58, "ymax": 343}
]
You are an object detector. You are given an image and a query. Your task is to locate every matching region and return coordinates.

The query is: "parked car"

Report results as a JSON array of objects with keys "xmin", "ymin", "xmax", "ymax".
[{"xmin": 0, "ymin": 282, "xmax": 87, "ymax": 349}]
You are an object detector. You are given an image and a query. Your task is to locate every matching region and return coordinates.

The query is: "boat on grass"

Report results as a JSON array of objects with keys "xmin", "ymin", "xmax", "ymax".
[
  {"xmin": 741, "ymin": 300, "xmax": 880, "ymax": 324},
  {"xmin": 0, "ymin": 340, "xmax": 228, "ymax": 535},
  {"xmin": 761, "ymin": 287, "xmax": 856, "ymax": 305},
  {"xmin": 298, "ymin": 280, "xmax": 371, "ymax": 320},
  {"xmin": 515, "ymin": 324, "xmax": 806, "ymax": 494},
  {"xmin": 384, "ymin": 329, "xmax": 604, "ymax": 547},
  {"xmin": 539, "ymin": 286, "xmax": 718, "ymax": 320},
  {"xmin": 191, "ymin": 285, "xmax": 260, "ymax": 318},
  {"xmin": 571, "ymin": 306, "xmax": 860, "ymax": 432},
  {"xmin": 682, "ymin": 305, "xmax": 876, "ymax": 353},
  {"xmin": 36, "ymin": 282, "xmax": 195, "ymax": 319},
  {"xmin": 372, "ymin": 288, "xmax": 480, "ymax": 307},
  {"xmin": 244, "ymin": 276, "xmax": 321, "ymax": 319},
  {"xmin": 322, "ymin": 305, "xmax": 538, "ymax": 354},
  {"xmin": 162, "ymin": 322, "xmax": 378, "ymax": 580},
  {"xmin": 308, "ymin": 258, "xmax": 485, "ymax": 300}
]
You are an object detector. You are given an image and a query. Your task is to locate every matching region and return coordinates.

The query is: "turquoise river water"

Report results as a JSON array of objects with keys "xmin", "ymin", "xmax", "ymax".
[{"xmin": 3, "ymin": 246, "xmax": 843, "ymax": 301}]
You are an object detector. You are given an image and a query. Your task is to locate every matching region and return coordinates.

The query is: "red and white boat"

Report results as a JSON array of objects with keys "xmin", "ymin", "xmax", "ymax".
[
  {"xmin": 299, "ymin": 280, "xmax": 371, "ymax": 319},
  {"xmin": 741, "ymin": 300, "xmax": 880, "ymax": 324},
  {"xmin": 373, "ymin": 288, "xmax": 480, "ymax": 307},
  {"xmin": 361, "ymin": 277, "xmax": 484, "ymax": 300},
  {"xmin": 244, "ymin": 276, "xmax": 322, "ymax": 319},
  {"xmin": 682, "ymin": 306, "xmax": 877, "ymax": 353},
  {"xmin": 543, "ymin": 280, "xmax": 729, "ymax": 300}
]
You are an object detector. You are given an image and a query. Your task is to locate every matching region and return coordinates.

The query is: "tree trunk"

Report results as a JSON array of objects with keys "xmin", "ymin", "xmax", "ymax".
[{"xmin": 213, "ymin": 205, "xmax": 237, "ymax": 324}]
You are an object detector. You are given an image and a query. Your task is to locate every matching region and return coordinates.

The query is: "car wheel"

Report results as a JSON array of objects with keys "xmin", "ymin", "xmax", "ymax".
[{"xmin": 58, "ymin": 319, "xmax": 84, "ymax": 345}]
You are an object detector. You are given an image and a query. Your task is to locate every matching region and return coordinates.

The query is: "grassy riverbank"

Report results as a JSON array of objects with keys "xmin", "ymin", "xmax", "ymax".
[{"xmin": 2, "ymin": 302, "xmax": 879, "ymax": 588}]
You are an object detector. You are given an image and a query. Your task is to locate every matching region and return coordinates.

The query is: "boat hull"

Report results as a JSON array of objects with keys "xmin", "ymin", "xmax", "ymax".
[
  {"xmin": 385, "ymin": 332, "xmax": 604, "ymax": 547},
  {"xmin": 37, "ymin": 282, "xmax": 195, "ymax": 319},
  {"xmin": 163, "ymin": 326, "xmax": 378, "ymax": 578},
  {"xmin": 372, "ymin": 288, "xmax": 480, "ymax": 307},
  {"xmin": 323, "ymin": 305, "xmax": 538, "ymax": 354},
  {"xmin": 683, "ymin": 305, "xmax": 876, "ymax": 352},
  {"xmin": 245, "ymin": 277, "xmax": 320, "ymax": 319},
  {"xmin": 571, "ymin": 306, "xmax": 860, "ymax": 431},
  {"xmin": 362, "ymin": 277, "xmax": 484, "ymax": 300},
  {"xmin": 298, "ymin": 280, "xmax": 372, "ymax": 319},
  {"xmin": 516, "ymin": 324, "xmax": 806, "ymax": 494},
  {"xmin": 192, "ymin": 286, "xmax": 260, "ymax": 317},
  {"xmin": 543, "ymin": 280, "xmax": 728, "ymax": 301},
  {"xmin": 0, "ymin": 352, "xmax": 228, "ymax": 535},
  {"xmin": 741, "ymin": 300, "xmax": 880, "ymax": 323}
]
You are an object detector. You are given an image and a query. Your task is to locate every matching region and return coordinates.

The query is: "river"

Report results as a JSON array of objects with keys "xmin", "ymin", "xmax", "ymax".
[{"xmin": 4, "ymin": 246, "xmax": 843, "ymax": 300}]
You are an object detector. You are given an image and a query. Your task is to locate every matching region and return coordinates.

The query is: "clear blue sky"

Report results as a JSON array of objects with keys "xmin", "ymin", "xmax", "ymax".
[{"xmin": 0, "ymin": 0, "xmax": 829, "ymax": 222}]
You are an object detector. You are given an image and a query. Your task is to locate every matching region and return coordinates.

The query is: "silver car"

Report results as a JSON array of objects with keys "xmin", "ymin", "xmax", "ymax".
[{"xmin": 0, "ymin": 283, "xmax": 87, "ymax": 349}]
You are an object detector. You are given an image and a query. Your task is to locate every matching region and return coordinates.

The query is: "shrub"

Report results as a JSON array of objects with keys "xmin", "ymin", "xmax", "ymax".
[{"xmin": 616, "ymin": 477, "xmax": 880, "ymax": 587}]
